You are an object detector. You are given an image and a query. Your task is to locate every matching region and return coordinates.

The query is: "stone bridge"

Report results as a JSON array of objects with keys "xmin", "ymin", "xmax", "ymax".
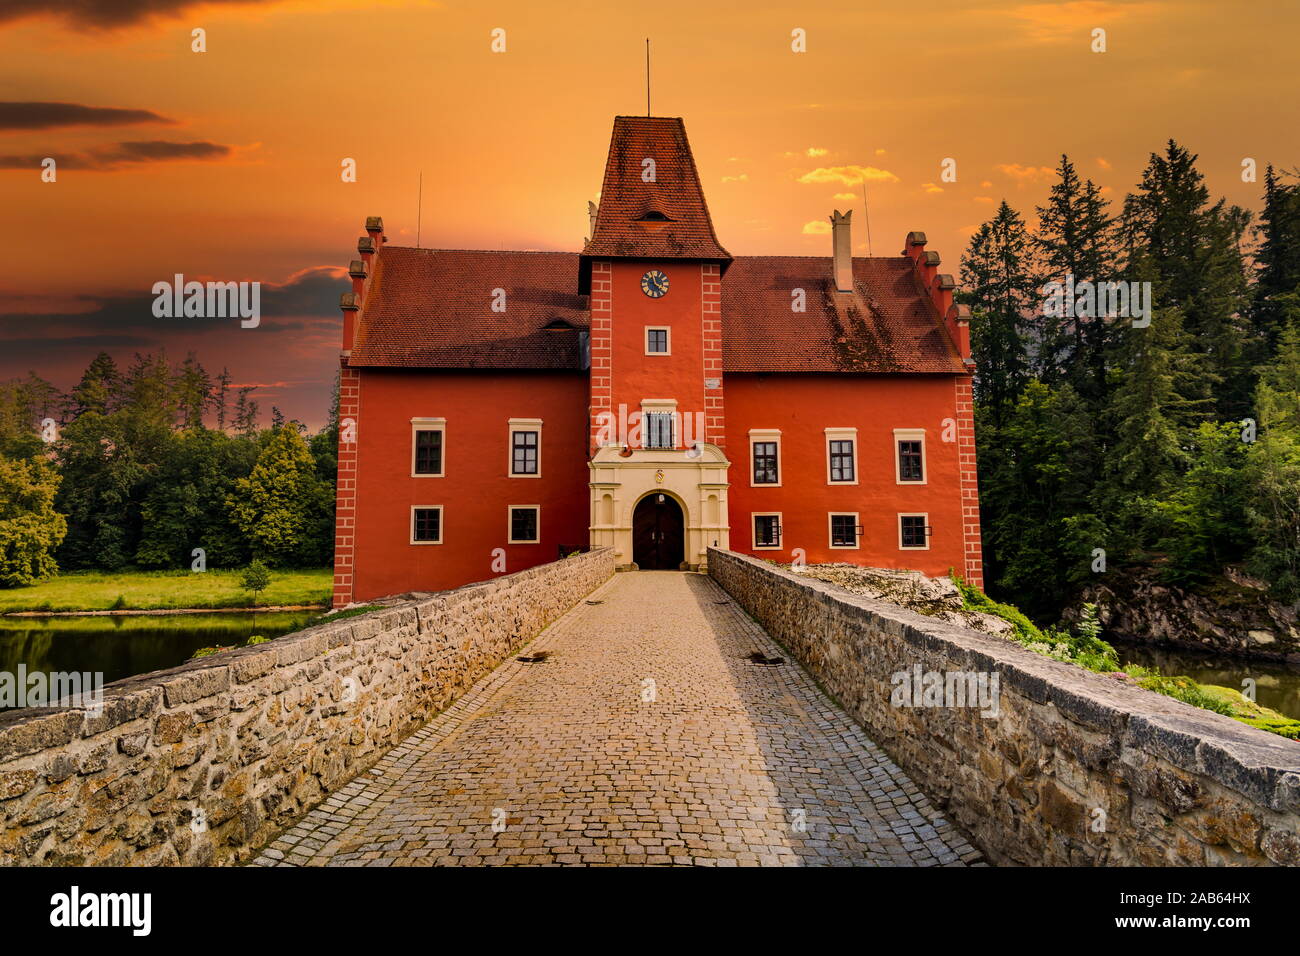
[{"xmin": 1, "ymin": 548, "xmax": 1297, "ymax": 866}]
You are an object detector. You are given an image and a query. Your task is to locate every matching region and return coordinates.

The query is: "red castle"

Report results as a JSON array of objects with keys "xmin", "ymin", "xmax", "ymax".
[{"xmin": 332, "ymin": 116, "xmax": 983, "ymax": 606}]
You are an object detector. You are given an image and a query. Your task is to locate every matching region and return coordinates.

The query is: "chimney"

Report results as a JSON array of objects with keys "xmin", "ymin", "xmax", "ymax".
[
  {"xmin": 830, "ymin": 210, "xmax": 853, "ymax": 292},
  {"xmin": 365, "ymin": 215, "xmax": 385, "ymax": 251},
  {"xmin": 587, "ymin": 201, "xmax": 599, "ymax": 241}
]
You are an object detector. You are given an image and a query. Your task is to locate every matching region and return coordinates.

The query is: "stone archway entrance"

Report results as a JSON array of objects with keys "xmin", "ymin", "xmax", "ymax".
[
  {"xmin": 632, "ymin": 493, "xmax": 685, "ymax": 570},
  {"xmin": 588, "ymin": 441, "xmax": 731, "ymax": 571}
]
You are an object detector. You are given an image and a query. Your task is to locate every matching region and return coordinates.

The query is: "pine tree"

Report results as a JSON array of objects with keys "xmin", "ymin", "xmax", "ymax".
[
  {"xmin": 1034, "ymin": 154, "xmax": 1117, "ymax": 403},
  {"xmin": 1102, "ymin": 302, "xmax": 1214, "ymax": 553},
  {"xmin": 976, "ymin": 381, "xmax": 1104, "ymax": 617},
  {"xmin": 1244, "ymin": 317, "xmax": 1300, "ymax": 597},
  {"xmin": 173, "ymin": 353, "xmax": 213, "ymax": 430},
  {"xmin": 959, "ymin": 201, "xmax": 1037, "ymax": 425},
  {"xmin": 1254, "ymin": 166, "xmax": 1300, "ymax": 353},
  {"xmin": 232, "ymin": 387, "xmax": 259, "ymax": 436},
  {"xmin": 66, "ymin": 352, "xmax": 121, "ymax": 419},
  {"xmin": 215, "ymin": 367, "xmax": 231, "ymax": 431},
  {"xmin": 1122, "ymin": 141, "xmax": 1252, "ymax": 418}
]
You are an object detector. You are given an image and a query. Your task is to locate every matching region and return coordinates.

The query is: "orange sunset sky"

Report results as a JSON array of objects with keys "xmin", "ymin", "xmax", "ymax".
[{"xmin": 1, "ymin": 0, "xmax": 1296, "ymax": 427}]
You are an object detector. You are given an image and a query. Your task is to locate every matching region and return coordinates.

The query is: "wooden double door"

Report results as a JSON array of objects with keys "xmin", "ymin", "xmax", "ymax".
[{"xmin": 632, "ymin": 493, "xmax": 685, "ymax": 570}]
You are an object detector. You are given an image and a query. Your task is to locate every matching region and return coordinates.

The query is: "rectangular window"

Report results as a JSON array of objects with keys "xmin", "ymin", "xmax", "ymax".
[
  {"xmin": 412, "ymin": 507, "xmax": 442, "ymax": 544},
  {"xmin": 509, "ymin": 506, "xmax": 539, "ymax": 544},
  {"xmin": 752, "ymin": 441, "xmax": 778, "ymax": 484},
  {"xmin": 830, "ymin": 513, "xmax": 859, "ymax": 548},
  {"xmin": 829, "ymin": 439, "xmax": 856, "ymax": 482},
  {"xmin": 900, "ymin": 514, "xmax": 930, "ymax": 550},
  {"xmin": 413, "ymin": 429, "xmax": 443, "ymax": 476},
  {"xmin": 753, "ymin": 514, "xmax": 781, "ymax": 549},
  {"xmin": 645, "ymin": 411, "xmax": 675, "ymax": 449},
  {"xmin": 898, "ymin": 440, "xmax": 923, "ymax": 482},
  {"xmin": 511, "ymin": 430, "xmax": 539, "ymax": 475},
  {"xmin": 646, "ymin": 328, "xmax": 670, "ymax": 354}
]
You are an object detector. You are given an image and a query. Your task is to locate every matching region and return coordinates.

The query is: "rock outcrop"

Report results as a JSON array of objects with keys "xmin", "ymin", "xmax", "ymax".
[{"xmin": 1074, "ymin": 568, "xmax": 1300, "ymax": 663}]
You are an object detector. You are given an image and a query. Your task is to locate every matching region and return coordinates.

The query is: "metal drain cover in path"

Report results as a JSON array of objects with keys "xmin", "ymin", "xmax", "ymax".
[
  {"xmin": 516, "ymin": 651, "xmax": 551, "ymax": 664},
  {"xmin": 747, "ymin": 652, "xmax": 785, "ymax": 666}
]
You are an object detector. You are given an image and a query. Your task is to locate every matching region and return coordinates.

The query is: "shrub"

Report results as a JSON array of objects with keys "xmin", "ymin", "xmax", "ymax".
[{"xmin": 240, "ymin": 559, "xmax": 272, "ymax": 605}]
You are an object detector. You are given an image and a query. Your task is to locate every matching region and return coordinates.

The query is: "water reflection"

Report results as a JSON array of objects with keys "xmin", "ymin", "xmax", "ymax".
[
  {"xmin": 1113, "ymin": 639, "xmax": 1300, "ymax": 720},
  {"xmin": 0, "ymin": 611, "xmax": 316, "ymax": 708}
]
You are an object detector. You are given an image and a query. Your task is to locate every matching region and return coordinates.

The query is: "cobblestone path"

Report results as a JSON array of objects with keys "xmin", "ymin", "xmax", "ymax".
[{"xmin": 253, "ymin": 572, "xmax": 982, "ymax": 867}]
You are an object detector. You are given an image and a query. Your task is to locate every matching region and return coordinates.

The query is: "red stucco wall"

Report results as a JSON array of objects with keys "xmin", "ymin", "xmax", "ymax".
[
  {"xmin": 346, "ymin": 369, "xmax": 590, "ymax": 601},
  {"xmin": 724, "ymin": 372, "xmax": 972, "ymax": 579}
]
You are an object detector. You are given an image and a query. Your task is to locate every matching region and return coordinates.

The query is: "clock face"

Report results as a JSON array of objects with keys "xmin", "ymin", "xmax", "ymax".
[{"xmin": 641, "ymin": 269, "xmax": 669, "ymax": 298}]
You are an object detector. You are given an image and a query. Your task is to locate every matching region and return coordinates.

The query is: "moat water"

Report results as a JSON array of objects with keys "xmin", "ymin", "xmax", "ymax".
[
  {"xmin": 0, "ymin": 611, "xmax": 316, "ymax": 710},
  {"xmin": 1112, "ymin": 638, "xmax": 1300, "ymax": 719}
]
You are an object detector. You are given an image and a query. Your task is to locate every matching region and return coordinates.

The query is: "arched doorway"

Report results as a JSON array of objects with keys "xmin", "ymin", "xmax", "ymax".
[{"xmin": 632, "ymin": 493, "xmax": 685, "ymax": 570}]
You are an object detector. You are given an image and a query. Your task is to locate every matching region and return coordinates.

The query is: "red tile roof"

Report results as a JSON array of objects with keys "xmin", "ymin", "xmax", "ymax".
[
  {"xmin": 581, "ymin": 116, "xmax": 731, "ymax": 263},
  {"xmin": 722, "ymin": 256, "xmax": 964, "ymax": 374},
  {"xmin": 348, "ymin": 246, "xmax": 962, "ymax": 375},
  {"xmin": 348, "ymin": 247, "xmax": 588, "ymax": 370}
]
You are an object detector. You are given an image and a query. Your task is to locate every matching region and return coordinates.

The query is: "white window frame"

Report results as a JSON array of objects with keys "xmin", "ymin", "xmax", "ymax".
[
  {"xmin": 749, "ymin": 428, "xmax": 782, "ymax": 488},
  {"xmin": 752, "ymin": 512, "xmax": 783, "ymax": 551},
  {"xmin": 898, "ymin": 512, "xmax": 931, "ymax": 551},
  {"xmin": 507, "ymin": 504, "xmax": 541, "ymax": 544},
  {"xmin": 508, "ymin": 418, "xmax": 543, "ymax": 478},
  {"xmin": 825, "ymin": 427, "xmax": 859, "ymax": 485},
  {"xmin": 410, "ymin": 505, "xmax": 444, "ymax": 545},
  {"xmin": 645, "ymin": 326, "xmax": 672, "ymax": 355},
  {"xmin": 828, "ymin": 512, "xmax": 860, "ymax": 550},
  {"xmin": 894, "ymin": 428, "xmax": 928, "ymax": 485},
  {"xmin": 410, "ymin": 417, "xmax": 446, "ymax": 478},
  {"xmin": 639, "ymin": 399, "xmax": 678, "ymax": 450}
]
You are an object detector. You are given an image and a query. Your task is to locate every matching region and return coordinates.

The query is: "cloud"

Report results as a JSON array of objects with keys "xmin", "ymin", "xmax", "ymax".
[
  {"xmin": 0, "ymin": 101, "xmax": 177, "ymax": 132},
  {"xmin": 1096, "ymin": 156, "xmax": 1112, "ymax": 170},
  {"xmin": 0, "ymin": 0, "xmax": 277, "ymax": 30},
  {"xmin": 974, "ymin": 196, "xmax": 995, "ymax": 204},
  {"xmin": 801, "ymin": 220, "xmax": 832, "ymax": 235},
  {"xmin": 0, "ymin": 266, "xmax": 346, "ymax": 345},
  {"xmin": 721, "ymin": 173, "xmax": 749, "ymax": 183},
  {"xmin": 806, "ymin": 147, "xmax": 828, "ymax": 158},
  {"xmin": 0, "ymin": 139, "xmax": 232, "ymax": 171},
  {"xmin": 999, "ymin": 2, "xmax": 1159, "ymax": 43},
  {"xmin": 798, "ymin": 165, "xmax": 899, "ymax": 186},
  {"xmin": 995, "ymin": 162, "xmax": 1055, "ymax": 183},
  {"xmin": 921, "ymin": 183, "xmax": 944, "ymax": 194},
  {"xmin": 833, "ymin": 192, "xmax": 857, "ymax": 201}
]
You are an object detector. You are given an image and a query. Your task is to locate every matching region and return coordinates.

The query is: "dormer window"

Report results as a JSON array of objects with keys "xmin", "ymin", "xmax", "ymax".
[{"xmin": 636, "ymin": 210, "xmax": 674, "ymax": 222}]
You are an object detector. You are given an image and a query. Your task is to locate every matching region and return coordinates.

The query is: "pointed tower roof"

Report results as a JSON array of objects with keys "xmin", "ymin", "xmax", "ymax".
[{"xmin": 582, "ymin": 116, "xmax": 731, "ymax": 270}]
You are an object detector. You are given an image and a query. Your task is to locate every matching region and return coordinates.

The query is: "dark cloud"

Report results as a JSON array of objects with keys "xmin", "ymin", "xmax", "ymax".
[
  {"xmin": 0, "ymin": 266, "xmax": 346, "ymax": 427},
  {"xmin": 0, "ymin": 267, "xmax": 346, "ymax": 339},
  {"xmin": 0, "ymin": 140, "xmax": 232, "ymax": 171},
  {"xmin": 0, "ymin": 102, "xmax": 176, "ymax": 132},
  {"xmin": 0, "ymin": 0, "xmax": 274, "ymax": 30}
]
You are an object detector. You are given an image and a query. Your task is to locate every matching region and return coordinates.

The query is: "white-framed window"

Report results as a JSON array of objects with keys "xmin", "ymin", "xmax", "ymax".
[
  {"xmin": 825, "ymin": 427, "xmax": 858, "ymax": 485},
  {"xmin": 894, "ymin": 428, "xmax": 927, "ymax": 484},
  {"xmin": 508, "ymin": 418, "xmax": 542, "ymax": 477},
  {"xmin": 639, "ymin": 399, "xmax": 677, "ymax": 450},
  {"xmin": 749, "ymin": 428, "xmax": 781, "ymax": 487},
  {"xmin": 899, "ymin": 513, "xmax": 931, "ymax": 550},
  {"xmin": 829, "ymin": 512, "xmax": 861, "ymax": 549},
  {"xmin": 411, "ymin": 505, "xmax": 443, "ymax": 544},
  {"xmin": 645, "ymin": 327, "xmax": 671, "ymax": 355},
  {"xmin": 411, "ymin": 417, "xmax": 446, "ymax": 477},
  {"xmin": 508, "ymin": 505, "xmax": 540, "ymax": 544},
  {"xmin": 752, "ymin": 512, "xmax": 782, "ymax": 550}
]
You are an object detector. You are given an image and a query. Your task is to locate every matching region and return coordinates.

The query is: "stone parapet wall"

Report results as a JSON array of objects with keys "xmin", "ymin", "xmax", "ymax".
[
  {"xmin": 0, "ymin": 548, "xmax": 614, "ymax": 866},
  {"xmin": 708, "ymin": 548, "xmax": 1300, "ymax": 866}
]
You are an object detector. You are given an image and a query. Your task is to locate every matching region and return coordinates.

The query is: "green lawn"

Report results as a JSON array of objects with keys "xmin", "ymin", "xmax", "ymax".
[{"xmin": 0, "ymin": 568, "xmax": 333, "ymax": 613}]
